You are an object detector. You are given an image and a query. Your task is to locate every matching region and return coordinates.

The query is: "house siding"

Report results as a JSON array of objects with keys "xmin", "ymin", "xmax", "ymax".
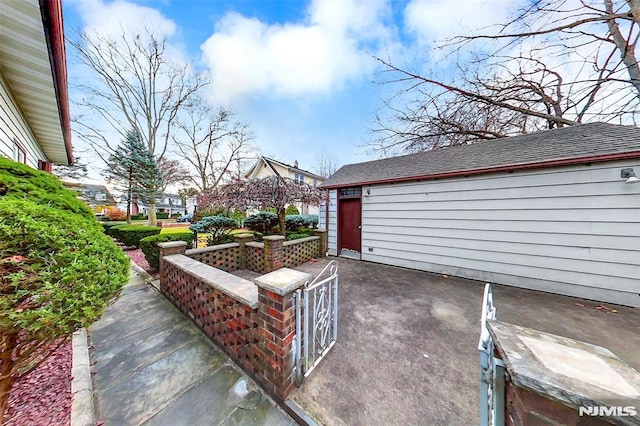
[
  {"xmin": 360, "ymin": 160, "xmax": 640, "ymax": 307},
  {"xmin": 0, "ymin": 70, "xmax": 47, "ymax": 168}
]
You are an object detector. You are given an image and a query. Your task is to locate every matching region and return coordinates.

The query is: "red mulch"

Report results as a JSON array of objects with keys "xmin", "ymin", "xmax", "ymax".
[
  {"xmin": 5, "ymin": 339, "xmax": 72, "ymax": 426},
  {"xmin": 125, "ymin": 248, "xmax": 158, "ymax": 278},
  {"xmin": 4, "ymin": 245, "xmax": 156, "ymax": 425}
]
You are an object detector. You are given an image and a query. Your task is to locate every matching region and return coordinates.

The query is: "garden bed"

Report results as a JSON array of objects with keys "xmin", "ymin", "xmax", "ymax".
[{"xmin": 5, "ymin": 339, "xmax": 72, "ymax": 426}]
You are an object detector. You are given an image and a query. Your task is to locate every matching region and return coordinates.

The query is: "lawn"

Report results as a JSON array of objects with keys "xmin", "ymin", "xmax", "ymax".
[{"xmin": 160, "ymin": 226, "xmax": 192, "ymax": 234}]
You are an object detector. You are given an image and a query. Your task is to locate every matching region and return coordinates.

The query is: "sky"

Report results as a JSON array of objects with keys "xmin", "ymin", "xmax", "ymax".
[{"xmin": 62, "ymin": 0, "xmax": 517, "ymax": 181}]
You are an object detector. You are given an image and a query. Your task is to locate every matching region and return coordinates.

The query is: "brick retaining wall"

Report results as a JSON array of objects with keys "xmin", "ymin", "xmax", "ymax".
[
  {"xmin": 158, "ymin": 242, "xmax": 313, "ymax": 400},
  {"xmin": 186, "ymin": 243, "xmax": 240, "ymax": 272},
  {"xmin": 283, "ymin": 237, "xmax": 319, "ymax": 268}
]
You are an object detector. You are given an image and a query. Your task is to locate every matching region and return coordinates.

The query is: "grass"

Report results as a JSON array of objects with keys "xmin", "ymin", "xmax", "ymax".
[{"xmin": 160, "ymin": 226, "xmax": 192, "ymax": 234}]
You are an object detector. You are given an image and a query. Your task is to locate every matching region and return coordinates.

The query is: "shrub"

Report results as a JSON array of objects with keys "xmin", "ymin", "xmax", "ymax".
[
  {"xmin": 106, "ymin": 206, "xmax": 126, "ymax": 221},
  {"xmin": 243, "ymin": 211, "xmax": 279, "ymax": 234},
  {"xmin": 112, "ymin": 225, "xmax": 161, "ymax": 247},
  {"xmin": 130, "ymin": 213, "xmax": 146, "ymax": 220},
  {"xmin": 228, "ymin": 209, "xmax": 246, "ymax": 224},
  {"xmin": 101, "ymin": 222, "xmax": 127, "ymax": 236},
  {"xmin": 285, "ymin": 204, "xmax": 300, "ymax": 215},
  {"xmin": 171, "ymin": 212, "xmax": 181, "ymax": 218},
  {"xmin": 190, "ymin": 215, "xmax": 238, "ymax": 246},
  {"xmin": 286, "ymin": 232, "xmax": 312, "ymax": 241},
  {"xmin": 285, "ymin": 214, "xmax": 306, "ymax": 231},
  {"xmin": 0, "ymin": 197, "xmax": 129, "ymax": 418},
  {"xmin": 140, "ymin": 232, "xmax": 194, "ymax": 269},
  {"xmin": 156, "ymin": 212, "xmax": 169, "ymax": 219},
  {"xmin": 0, "ymin": 157, "xmax": 93, "ymax": 219},
  {"xmin": 302, "ymin": 214, "xmax": 319, "ymax": 229}
]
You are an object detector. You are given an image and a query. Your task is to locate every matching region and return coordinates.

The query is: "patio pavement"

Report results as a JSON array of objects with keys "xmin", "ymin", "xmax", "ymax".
[
  {"xmin": 87, "ymin": 269, "xmax": 295, "ymax": 426},
  {"xmin": 291, "ymin": 257, "xmax": 640, "ymax": 425}
]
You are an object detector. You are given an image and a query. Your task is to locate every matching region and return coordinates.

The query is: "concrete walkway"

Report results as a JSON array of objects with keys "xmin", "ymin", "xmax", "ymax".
[{"xmin": 88, "ymin": 269, "xmax": 295, "ymax": 426}]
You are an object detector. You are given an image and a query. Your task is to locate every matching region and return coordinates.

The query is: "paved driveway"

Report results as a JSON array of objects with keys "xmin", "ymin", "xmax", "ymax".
[{"xmin": 292, "ymin": 258, "xmax": 640, "ymax": 425}]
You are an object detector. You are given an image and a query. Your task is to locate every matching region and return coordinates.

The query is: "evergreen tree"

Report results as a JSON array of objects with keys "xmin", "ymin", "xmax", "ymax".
[{"xmin": 104, "ymin": 130, "xmax": 162, "ymax": 223}]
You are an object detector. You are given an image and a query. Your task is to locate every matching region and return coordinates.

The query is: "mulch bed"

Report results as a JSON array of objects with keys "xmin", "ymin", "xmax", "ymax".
[
  {"xmin": 125, "ymin": 248, "xmax": 159, "ymax": 278},
  {"xmin": 5, "ymin": 339, "xmax": 72, "ymax": 426}
]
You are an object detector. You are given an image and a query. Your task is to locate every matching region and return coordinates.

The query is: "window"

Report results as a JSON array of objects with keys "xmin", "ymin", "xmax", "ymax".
[
  {"xmin": 95, "ymin": 193, "xmax": 107, "ymax": 202},
  {"xmin": 294, "ymin": 173, "xmax": 305, "ymax": 184},
  {"xmin": 12, "ymin": 140, "xmax": 26, "ymax": 164},
  {"xmin": 313, "ymin": 178, "xmax": 318, "ymax": 187},
  {"xmin": 339, "ymin": 187, "xmax": 362, "ymax": 198}
]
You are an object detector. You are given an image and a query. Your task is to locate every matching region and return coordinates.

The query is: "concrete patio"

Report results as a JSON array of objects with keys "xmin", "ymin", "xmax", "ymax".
[{"xmin": 291, "ymin": 257, "xmax": 640, "ymax": 425}]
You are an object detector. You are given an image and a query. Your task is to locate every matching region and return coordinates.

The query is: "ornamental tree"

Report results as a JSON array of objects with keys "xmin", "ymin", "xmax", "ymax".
[
  {"xmin": 0, "ymin": 158, "xmax": 129, "ymax": 422},
  {"xmin": 189, "ymin": 215, "xmax": 238, "ymax": 245},
  {"xmin": 198, "ymin": 176, "xmax": 324, "ymax": 236}
]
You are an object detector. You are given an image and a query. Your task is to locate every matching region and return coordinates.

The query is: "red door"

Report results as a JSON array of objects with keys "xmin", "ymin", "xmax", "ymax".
[{"xmin": 338, "ymin": 198, "xmax": 361, "ymax": 253}]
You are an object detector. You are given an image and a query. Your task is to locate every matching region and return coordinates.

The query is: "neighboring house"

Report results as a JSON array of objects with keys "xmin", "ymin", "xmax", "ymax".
[
  {"xmin": 0, "ymin": 0, "xmax": 72, "ymax": 170},
  {"xmin": 320, "ymin": 123, "xmax": 640, "ymax": 307},
  {"xmin": 245, "ymin": 156, "xmax": 325, "ymax": 215},
  {"xmin": 133, "ymin": 193, "xmax": 187, "ymax": 217},
  {"xmin": 63, "ymin": 182, "xmax": 117, "ymax": 217}
]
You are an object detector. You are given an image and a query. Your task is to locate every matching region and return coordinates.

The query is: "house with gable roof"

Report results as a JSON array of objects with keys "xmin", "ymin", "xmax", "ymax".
[{"xmin": 245, "ymin": 156, "xmax": 325, "ymax": 215}]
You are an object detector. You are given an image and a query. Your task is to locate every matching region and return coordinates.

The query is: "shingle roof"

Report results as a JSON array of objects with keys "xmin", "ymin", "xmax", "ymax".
[
  {"xmin": 321, "ymin": 123, "xmax": 640, "ymax": 188},
  {"xmin": 63, "ymin": 182, "xmax": 117, "ymax": 205}
]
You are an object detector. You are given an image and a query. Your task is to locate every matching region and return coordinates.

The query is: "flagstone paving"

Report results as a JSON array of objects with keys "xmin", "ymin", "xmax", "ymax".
[{"xmin": 88, "ymin": 269, "xmax": 295, "ymax": 426}]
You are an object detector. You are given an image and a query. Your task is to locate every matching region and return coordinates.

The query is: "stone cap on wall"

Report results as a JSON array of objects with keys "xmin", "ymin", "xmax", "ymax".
[
  {"xmin": 164, "ymin": 254, "xmax": 258, "ymax": 308},
  {"xmin": 488, "ymin": 320, "xmax": 640, "ymax": 422},
  {"xmin": 185, "ymin": 243, "xmax": 239, "ymax": 256},
  {"xmin": 157, "ymin": 241, "xmax": 188, "ymax": 249},
  {"xmin": 283, "ymin": 236, "xmax": 319, "ymax": 247},
  {"xmin": 254, "ymin": 268, "xmax": 311, "ymax": 296}
]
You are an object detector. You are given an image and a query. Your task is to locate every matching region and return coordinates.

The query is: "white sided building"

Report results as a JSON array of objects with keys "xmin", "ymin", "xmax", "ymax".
[{"xmin": 319, "ymin": 123, "xmax": 640, "ymax": 307}]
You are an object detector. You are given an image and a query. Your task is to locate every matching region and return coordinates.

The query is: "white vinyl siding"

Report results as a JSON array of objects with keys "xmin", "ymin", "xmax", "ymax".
[
  {"xmin": 0, "ymin": 70, "xmax": 46, "ymax": 168},
  {"xmin": 323, "ymin": 189, "xmax": 338, "ymax": 256},
  {"xmin": 360, "ymin": 161, "xmax": 640, "ymax": 307}
]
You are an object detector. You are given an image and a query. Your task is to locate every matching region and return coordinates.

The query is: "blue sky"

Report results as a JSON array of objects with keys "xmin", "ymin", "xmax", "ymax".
[{"xmin": 63, "ymin": 0, "xmax": 515, "ymax": 177}]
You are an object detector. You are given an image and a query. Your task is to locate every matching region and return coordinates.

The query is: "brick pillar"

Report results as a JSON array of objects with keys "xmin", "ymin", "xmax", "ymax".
[
  {"xmin": 263, "ymin": 235, "xmax": 284, "ymax": 272},
  {"xmin": 313, "ymin": 229, "xmax": 327, "ymax": 257},
  {"xmin": 254, "ymin": 268, "xmax": 311, "ymax": 400},
  {"xmin": 234, "ymin": 233, "xmax": 254, "ymax": 269},
  {"xmin": 158, "ymin": 241, "xmax": 187, "ymax": 259}
]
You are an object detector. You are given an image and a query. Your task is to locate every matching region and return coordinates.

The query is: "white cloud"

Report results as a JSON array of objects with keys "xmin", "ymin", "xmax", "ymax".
[
  {"xmin": 404, "ymin": 0, "xmax": 516, "ymax": 43},
  {"xmin": 70, "ymin": 0, "xmax": 176, "ymax": 39},
  {"xmin": 200, "ymin": 0, "xmax": 393, "ymax": 103}
]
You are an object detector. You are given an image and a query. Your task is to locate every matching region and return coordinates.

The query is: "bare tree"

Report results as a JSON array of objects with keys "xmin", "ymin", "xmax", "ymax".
[
  {"xmin": 314, "ymin": 150, "xmax": 340, "ymax": 178},
  {"xmin": 69, "ymin": 28, "xmax": 207, "ymax": 225},
  {"xmin": 372, "ymin": 0, "xmax": 640, "ymax": 155},
  {"xmin": 157, "ymin": 157, "xmax": 190, "ymax": 193},
  {"xmin": 172, "ymin": 104, "xmax": 255, "ymax": 192}
]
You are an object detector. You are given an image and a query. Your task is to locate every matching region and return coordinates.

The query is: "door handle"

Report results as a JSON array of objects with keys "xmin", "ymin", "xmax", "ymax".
[{"xmin": 358, "ymin": 225, "xmax": 361, "ymax": 229}]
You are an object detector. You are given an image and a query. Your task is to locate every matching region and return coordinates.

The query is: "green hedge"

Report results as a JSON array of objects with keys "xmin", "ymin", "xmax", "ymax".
[
  {"xmin": 286, "ymin": 232, "xmax": 312, "ymax": 241},
  {"xmin": 156, "ymin": 212, "xmax": 169, "ymax": 219},
  {"xmin": 0, "ymin": 159, "xmax": 129, "ymax": 385},
  {"xmin": 0, "ymin": 157, "xmax": 94, "ymax": 219},
  {"xmin": 0, "ymin": 199, "xmax": 130, "ymax": 330},
  {"xmin": 130, "ymin": 213, "xmax": 146, "ymax": 220},
  {"xmin": 112, "ymin": 225, "xmax": 161, "ymax": 247},
  {"xmin": 140, "ymin": 232, "xmax": 194, "ymax": 269},
  {"xmin": 101, "ymin": 222, "xmax": 127, "ymax": 236}
]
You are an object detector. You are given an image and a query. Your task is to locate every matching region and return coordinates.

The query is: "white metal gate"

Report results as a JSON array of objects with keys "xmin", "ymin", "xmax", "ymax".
[
  {"xmin": 294, "ymin": 261, "xmax": 338, "ymax": 384},
  {"xmin": 478, "ymin": 283, "xmax": 506, "ymax": 426}
]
